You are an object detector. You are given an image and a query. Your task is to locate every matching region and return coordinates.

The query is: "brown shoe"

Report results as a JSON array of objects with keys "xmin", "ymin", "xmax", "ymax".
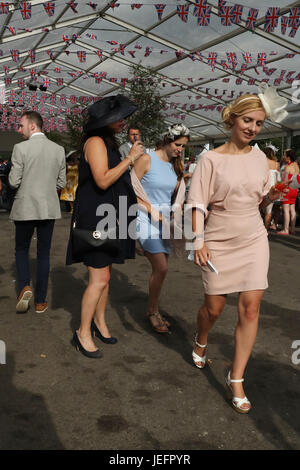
[
  {"xmin": 16, "ymin": 286, "xmax": 33, "ymax": 313},
  {"xmin": 35, "ymin": 302, "xmax": 48, "ymax": 313}
]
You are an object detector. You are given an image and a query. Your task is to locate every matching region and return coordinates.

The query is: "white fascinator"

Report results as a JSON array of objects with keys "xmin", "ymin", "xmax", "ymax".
[
  {"xmin": 164, "ymin": 123, "xmax": 190, "ymax": 139},
  {"xmin": 258, "ymin": 83, "xmax": 288, "ymax": 123}
]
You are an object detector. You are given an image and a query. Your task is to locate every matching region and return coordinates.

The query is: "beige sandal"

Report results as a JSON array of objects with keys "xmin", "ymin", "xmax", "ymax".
[
  {"xmin": 225, "ymin": 371, "xmax": 251, "ymax": 414},
  {"xmin": 147, "ymin": 312, "xmax": 169, "ymax": 333}
]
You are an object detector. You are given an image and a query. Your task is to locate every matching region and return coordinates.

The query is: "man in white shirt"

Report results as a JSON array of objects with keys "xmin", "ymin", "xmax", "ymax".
[{"xmin": 9, "ymin": 111, "xmax": 66, "ymax": 314}]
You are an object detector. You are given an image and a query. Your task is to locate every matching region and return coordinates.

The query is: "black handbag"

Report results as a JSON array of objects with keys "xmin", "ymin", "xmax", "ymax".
[{"xmin": 72, "ymin": 161, "xmax": 121, "ymax": 258}]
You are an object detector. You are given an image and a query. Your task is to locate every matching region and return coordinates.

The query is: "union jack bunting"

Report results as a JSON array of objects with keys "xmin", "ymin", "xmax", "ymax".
[
  {"xmin": 197, "ymin": 4, "xmax": 211, "ymax": 26},
  {"xmin": 109, "ymin": 2, "xmax": 120, "ymax": 9},
  {"xmin": 50, "ymin": 94, "xmax": 56, "ymax": 105},
  {"xmin": 96, "ymin": 50, "xmax": 103, "ymax": 60},
  {"xmin": 119, "ymin": 44, "xmax": 126, "ymax": 55},
  {"xmin": 193, "ymin": 0, "xmax": 207, "ymax": 18},
  {"xmin": 176, "ymin": 5, "xmax": 189, "ymax": 23},
  {"xmin": 285, "ymin": 71, "xmax": 296, "ymax": 83},
  {"xmin": 43, "ymin": 2, "xmax": 55, "ymax": 16},
  {"xmin": 67, "ymin": 2, "xmax": 78, "ymax": 13},
  {"xmin": 154, "ymin": 4, "xmax": 166, "ymax": 21},
  {"xmin": 226, "ymin": 52, "xmax": 237, "ymax": 69},
  {"xmin": 43, "ymin": 78, "xmax": 50, "ymax": 87},
  {"xmin": 28, "ymin": 49, "xmax": 36, "ymax": 64},
  {"xmin": 218, "ymin": 0, "xmax": 226, "ymax": 15},
  {"xmin": 242, "ymin": 52, "xmax": 252, "ymax": 64},
  {"xmin": 131, "ymin": 3, "xmax": 142, "ymax": 10},
  {"xmin": 128, "ymin": 50, "xmax": 136, "ymax": 58},
  {"xmin": 231, "ymin": 4, "xmax": 243, "ymax": 25},
  {"xmin": 245, "ymin": 8, "xmax": 258, "ymax": 31},
  {"xmin": 19, "ymin": 2, "xmax": 32, "ymax": 20},
  {"xmin": 10, "ymin": 49, "xmax": 19, "ymax": 62},
  {"xmin": 257, "ymin": 52, "xmax": 267, "ymax": 67},
  {"xmin": 6, "ymin": 25, "xmax": 16, "ymax": 35},
  {"xmin": 87, "ymin": 2, "xmax": 97, "ymax": 10},
  {"xmin": 289, "ymin": 20, "xmax": 300, "ymax": 38},
  {"xmin": 281, "ymin": 16, "xmax": 289, "ymax": 35},
  {"xmin": 219, "ymin": 6, "xmax": 234, "ymax": 26},
  {"xmin": 0, "ymin": 2, "xmax": 9, "ymax": 14},
  {"xmin": 220, "ymin": 60, "xmax": 229, "ymax": 70},
  {"xmin": 46, "ymin": 50, "xmax": 54, "ymax": 59},
  {"xmin": 144, "ymin": 46, "xmax": 152, "ymax": 57},
  {"xmin": 207, "ymin": 52, "xmax": 218, "ymax": 71},
  {"xmin": 18, "ymin": 79, "xmax": 25, "ymax": 88},
  {"xmin": 60, "ymin": 95, "xmax": 67, "ymax": 105},
  {"xmin": 77, "ymin": 51, "xmax": 86, "ymax": 62},
  {"xmin": 121, "ymin": 78, "xmax": 128, "ymax": 87},
  {"xmin": 289, "ymin": 7, "xmax": 300, "ymax": 27},
  {"xmin": 57, "ymin": 78, "xmax": 64, "ymax": 86},
  {"xmin": 264, "ymin": 7, "xmax": 280, "ymax": 33}
]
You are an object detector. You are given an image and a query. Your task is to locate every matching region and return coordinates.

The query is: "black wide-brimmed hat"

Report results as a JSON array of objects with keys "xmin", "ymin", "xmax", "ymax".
[{"xmin": 84, "ymin": 94, "xmax": 137, "ymax": 132}]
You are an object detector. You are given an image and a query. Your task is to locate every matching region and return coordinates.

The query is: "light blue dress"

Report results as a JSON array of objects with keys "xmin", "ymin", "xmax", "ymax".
[{"xmin": 137, "ymin": 151, "xmax": 178, "ymax": 254}]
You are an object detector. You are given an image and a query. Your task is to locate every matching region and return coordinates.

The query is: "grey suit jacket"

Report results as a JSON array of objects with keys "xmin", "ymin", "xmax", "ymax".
[
  {"xmin": 118, "ymin": 142, "xmax": 131, "ymax": 160},
  {"xmin": 9, "ymin": 134, "xmax": 66, "ymax": 221}
]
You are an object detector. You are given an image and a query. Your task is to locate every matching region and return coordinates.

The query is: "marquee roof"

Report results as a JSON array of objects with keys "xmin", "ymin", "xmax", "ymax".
[{"xmin": 0, "ymin": 0, "xmax": 300, "ymax": 142}]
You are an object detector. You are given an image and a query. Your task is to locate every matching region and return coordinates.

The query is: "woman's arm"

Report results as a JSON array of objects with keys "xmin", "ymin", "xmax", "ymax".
[{"xmin": 85, "ymin": 136, "xmax": 143, "ymax": 190}]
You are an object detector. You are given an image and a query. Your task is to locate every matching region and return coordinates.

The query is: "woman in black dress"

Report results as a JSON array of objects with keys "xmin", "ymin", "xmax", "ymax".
[{"xmin": 66, "ymin": 95, "xmax": 144, "ymax": 358}]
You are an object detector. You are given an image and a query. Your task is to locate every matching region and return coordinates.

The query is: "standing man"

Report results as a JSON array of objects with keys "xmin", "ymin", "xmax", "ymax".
[
  {"xmin": 119, "ymin": 127, "xmax": 143, "ymax": 160},
  {"xmin": 9, "ymin": 111, "xmax": 66, "ymax": 313}
]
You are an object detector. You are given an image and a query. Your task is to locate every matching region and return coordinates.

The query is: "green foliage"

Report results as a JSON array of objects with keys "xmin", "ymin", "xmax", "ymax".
[{"xmin": 123, "ymin": 64, "xmax": 167, "ymax": 148}]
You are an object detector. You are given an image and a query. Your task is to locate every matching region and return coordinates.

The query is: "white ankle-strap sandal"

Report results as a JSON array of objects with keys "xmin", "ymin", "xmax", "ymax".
[
  {"xmin": 192, "ymin": 337, "xmax": 207, "ymax": 369},
  {"xmin": 225, "ymin": 371, "xmax": 251, "ymax": 414}
]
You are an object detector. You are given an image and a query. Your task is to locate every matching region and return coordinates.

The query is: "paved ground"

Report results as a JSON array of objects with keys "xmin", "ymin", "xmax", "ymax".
[{"xmin": 0, "ymin": 211, "xmax": 299, "ymax": 450}]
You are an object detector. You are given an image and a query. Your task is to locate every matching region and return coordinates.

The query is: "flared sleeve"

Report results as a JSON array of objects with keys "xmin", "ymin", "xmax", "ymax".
[{"xmin": 186, "ymin": 154, "xmax": 215, "ymax": 250}]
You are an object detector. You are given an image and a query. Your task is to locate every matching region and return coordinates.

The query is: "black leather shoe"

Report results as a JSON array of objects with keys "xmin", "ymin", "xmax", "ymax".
[
  {"xmin": 91, "ymin": 319, "xmax": 118, "ymax": 344},
  {"xmin": 72, "ymin": 331, "xmax": 102, "ymax": 358}
]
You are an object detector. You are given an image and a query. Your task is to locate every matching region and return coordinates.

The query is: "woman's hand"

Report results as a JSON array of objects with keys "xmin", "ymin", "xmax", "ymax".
[
  {"xmin": 269, "ymin": 184, "xmax": 289, "ymax": 201},
  {"xmin": 194, "ymin": 244, "xmax": 211, "ymax": 266},
  {"xmin": 128, "ymin": 141, "xmax": 144, "ymax": 163}
]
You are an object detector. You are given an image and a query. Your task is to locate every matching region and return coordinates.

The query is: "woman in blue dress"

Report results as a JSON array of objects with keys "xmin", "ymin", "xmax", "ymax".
[{"xmin": 133, "ymin": 124, "xmax": 190, "ymax": 333}]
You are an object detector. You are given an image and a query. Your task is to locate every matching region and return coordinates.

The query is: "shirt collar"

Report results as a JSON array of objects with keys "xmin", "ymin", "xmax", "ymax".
[{"xmin": 30, "ymin": 132, "xmax": 45, "ymax": 139}]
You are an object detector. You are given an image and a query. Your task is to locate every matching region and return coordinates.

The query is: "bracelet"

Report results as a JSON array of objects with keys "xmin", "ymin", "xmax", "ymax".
[{"xmin": 265, "ymin": 193, "xmax": 273, "ymax": 204}]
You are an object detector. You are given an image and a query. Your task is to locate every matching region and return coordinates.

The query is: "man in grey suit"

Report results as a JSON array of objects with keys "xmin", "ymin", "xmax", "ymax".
[
  {"xmin": 9, "ymin": 111, "xmax": 66, "ymax": 313},
  {"xmin": 119, "ymin": 127, "xmax": 142, "ymax": 160}
]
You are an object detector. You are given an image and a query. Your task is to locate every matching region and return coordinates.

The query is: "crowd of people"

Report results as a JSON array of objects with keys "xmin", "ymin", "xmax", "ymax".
[{"xmin": 3, "ymin": 85, "xmax": 298, "ymax": 414}]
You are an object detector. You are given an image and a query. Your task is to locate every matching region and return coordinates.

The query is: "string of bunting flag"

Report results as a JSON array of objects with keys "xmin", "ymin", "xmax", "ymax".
[{"xmin": 0, "ymin": 2, "xmax": 299, "ymax": 37}]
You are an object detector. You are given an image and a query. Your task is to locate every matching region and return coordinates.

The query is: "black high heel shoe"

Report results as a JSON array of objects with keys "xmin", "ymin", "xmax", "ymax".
[
  {"xmin": 72, "ymin": 331, "xmax": 102, "ymax": 359},
  {"xmin": 91, "ymin": 319, "xmax": 118, "ymax": 344}
]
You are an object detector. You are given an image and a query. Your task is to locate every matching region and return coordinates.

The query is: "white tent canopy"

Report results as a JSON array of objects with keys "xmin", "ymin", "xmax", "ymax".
[{"xmin": 0, "ymin": 0, "xmax": 299, "ymax": 142}]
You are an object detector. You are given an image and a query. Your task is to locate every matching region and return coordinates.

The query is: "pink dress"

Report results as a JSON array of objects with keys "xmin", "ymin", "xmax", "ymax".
[{"xmin": 187, "ymin": 147, "xmax": 271, "ymax": 295}]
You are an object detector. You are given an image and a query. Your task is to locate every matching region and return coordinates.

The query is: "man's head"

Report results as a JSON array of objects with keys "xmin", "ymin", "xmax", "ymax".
[
  {"xmin": 17, "ymin": 111, "xmax": 43, "ymax": 140},
  {"xmin": 127, "ymin": 127, "xmax": 141, "ymax": 144}
]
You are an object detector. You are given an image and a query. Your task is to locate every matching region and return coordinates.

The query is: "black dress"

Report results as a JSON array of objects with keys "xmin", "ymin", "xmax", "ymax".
[{"xmin": 66, "ymin": 144, "xmax": 137, "ymax": 268}]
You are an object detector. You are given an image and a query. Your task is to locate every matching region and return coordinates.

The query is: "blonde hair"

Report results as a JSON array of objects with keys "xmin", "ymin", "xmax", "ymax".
[{"xmin": 222, "ymin": 94, "xmax": 266, "ymax": 130}]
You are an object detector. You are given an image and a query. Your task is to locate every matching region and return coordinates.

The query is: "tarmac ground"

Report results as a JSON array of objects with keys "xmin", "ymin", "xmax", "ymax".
[{"xmin": 0, "ymin": 211, "xmax": 299, "ymax": 451}]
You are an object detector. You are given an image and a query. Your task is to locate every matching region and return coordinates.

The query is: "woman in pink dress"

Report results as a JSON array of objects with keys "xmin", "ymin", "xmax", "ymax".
[{"xmin": 188, "ymin": 91, "xmax": 288, "ymax": 414}]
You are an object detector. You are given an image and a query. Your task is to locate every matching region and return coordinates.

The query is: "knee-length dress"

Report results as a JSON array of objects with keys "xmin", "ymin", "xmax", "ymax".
[
  {"xmin": 66, "ymin": 145, "xmax": 137, "ymax": 268},
  {"xmin": 187, "ymin": 147, "xmax": 271, "ymax": 295},
  {"xmin": 137, "ymin": 151, "xmax": 178, "ymax": 254}
]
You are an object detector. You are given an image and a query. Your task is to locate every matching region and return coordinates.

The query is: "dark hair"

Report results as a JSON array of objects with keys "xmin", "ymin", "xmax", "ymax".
[
  {"xmin": 284, "ymin": 148, "xmax": 297, "ymax": 162},
  {"xmin": 22, "ymin": 110, "xmax": 43, "ymax": 130},
  {"xmin": 264, "ymin": 147, "xmax": 277, "ymax": 161},
  {"xmin": 127, "ymin": 127, "xmax": 140, "ymax": 136},
  {"xmin": 81, "ymin": 126, "xmax": 119, "ymax": 152}
]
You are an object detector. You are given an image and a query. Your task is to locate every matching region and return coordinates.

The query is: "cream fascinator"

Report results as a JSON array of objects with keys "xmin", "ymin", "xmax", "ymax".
[
  {"xmin": 164, "ymin": 123, "xmax": 190, "ymax": 139},
  {"xmin": 258, "ymin": 83, "xmax": 288, "ymax": 123}
]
